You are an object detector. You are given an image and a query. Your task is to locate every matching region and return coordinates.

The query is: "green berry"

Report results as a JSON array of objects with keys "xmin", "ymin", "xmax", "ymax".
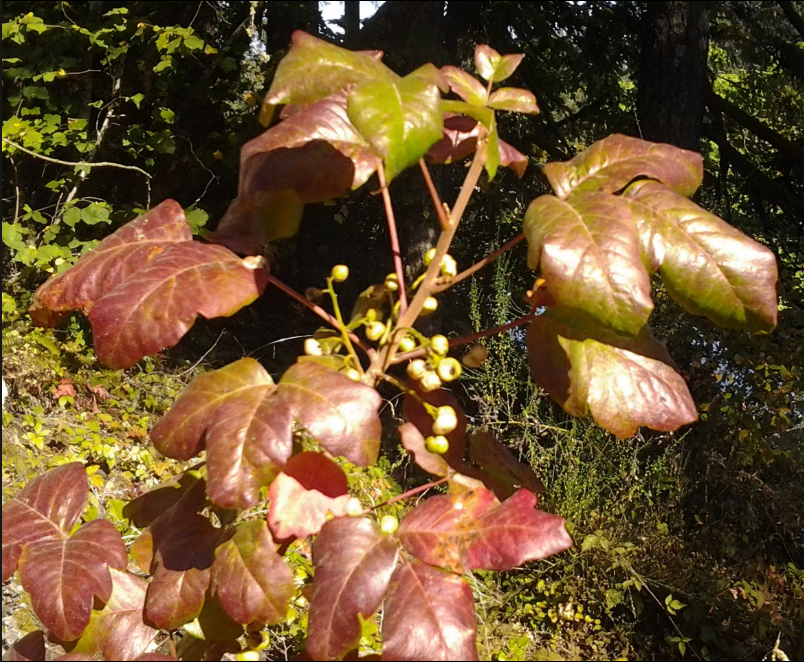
[
  {"xmin": 437, "ymin": 357, "xmax": 462, "ymax": 382},
  {"xmin": 407, "ymin": 359, "xmax": 427, "ymax": 380},
  {"xmin": 430, "ymin": 334, "xmax": 449, "ymax": 356},
  {"xmin": 424, "ymin": 248, "xmax": 437, "ymax": 266},
  {"xmin": 380, "ymin": 514, "xmax": 399, "ymax": 534},
  {"xmin": 366, "ymin": 321, "xmax": 386, "ymax": 341},
  {"xmin": 421, "ymin": 296, "xmax": 439, "ymax": 314},
  {"xmin": 304, "ymin": 338, "xmax": 322, "ymax": 356},
  {"xmin": 432, "ymin": 405, "xmax": 458, "ymax": 435},
  {"xmin": 425, "ymin": 435, "xmax": 450, "ymax": 454},
  {"xmin": 399, "ymin": 335, "xmax": 416, "ymax": 352},
  {"xmin": 419, "ymin": 371, "xmax": 442, "ymax": 392},
  {"xmin": 330, "ymin": 264, "xmax": 349, "ymax": 282}
]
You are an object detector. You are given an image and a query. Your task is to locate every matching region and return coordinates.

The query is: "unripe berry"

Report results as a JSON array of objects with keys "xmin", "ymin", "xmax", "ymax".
[
  {"xmin": 462, "ymin": 343, "xmax": 488, "ymax": 368},
  {"xmin": 440, "ymin": 254, "xmax": 458, "ymax": 278},
  {"xmin": 399, "ymin": 335, "xmax": 416, "ymax": 353},
  {"xmin": 407, "ymin": 359, "xmax": 427, "ymax": 380},
  {"xmin": 432, "ymin": 405, "xmax": 458, "ymax": 435},
  {"xmin": 380, "ymin": 514, "xmax": 399, "ymax": 535},
  {"xmin": 424, "ymin": 248, "xmax": 437, "ymax": 266},
  {"xmin": 365, "ymin": 307, "xmax": 382, "ymax": 322},
  {"xmin": 384, "ymin": 273, "xmax": 399, "ymax": 291},
  {"xmin": 425, "ymin": 435, "xmax": 450, "ymax": 454},
  {"xmin": 304, "ymin": 338, "xmax": 322, "ymax": 356},
  {"xmin": 346, "ymin": 368, "xmax": 361, "ymax": 381},
  {"xmin": 437, "ymin": 357, "xmax": 463, "ymax": 382},
  {"xmin": 366, "ymin": 321, "xmax": 386, "ymax": 341},
  {"xmin": 421, "ymin": 296, "xmax": 439, "ymax": 315},
  {"xmin": 236, "ymin": 652, "xmax": 260, "ymax": 662},
  {"xmin": 346, "ymin": 497, "xmax": 364, "ymax": 516},
  {"xmin": 330, "ymin": 264, "xmax": 349, "ymax": 282},
  {"xmin": 419, "ymin": 370, "xmax": 442, "ymax": 392},
  {"xmin": 430, "ymin": 334, "xmax": 449, "ymax": 356}
]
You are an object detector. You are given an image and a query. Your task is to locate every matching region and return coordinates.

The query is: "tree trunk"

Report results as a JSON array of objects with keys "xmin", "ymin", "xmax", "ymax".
[
  {"xmin": 637, "ymin": 2, "xmax": 710, "ymax": 150},
  {"xmin": 344, "ymin": 1, "xmax": 360, "ymax": 42}
]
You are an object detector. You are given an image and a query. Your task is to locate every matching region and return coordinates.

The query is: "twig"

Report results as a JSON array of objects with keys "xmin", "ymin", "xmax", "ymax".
[
  {"xmin": 373, "ymin": 475, "xmax": 451, "ymax": 509},
  {"xmin": 419, "ymin": 158, "xmax": 450, "ymax": 230},
  {"xmin": 377, "ymin": 164, "xmax": 408, "ymax": 312},
  {"xmin": 433, "ymin": 232, "xmax": 525, "ymax": 293}
]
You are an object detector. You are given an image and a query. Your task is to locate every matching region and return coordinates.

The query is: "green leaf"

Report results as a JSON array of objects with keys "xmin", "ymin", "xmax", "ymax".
[
  {"xmin": 183, "ymin": 34, "xmax": 204, "ymax": 51},
  {"xmin": 487, "ymin": 87, "xmax": 539, "ymax": 114},
  {"xmin": 81, "ymin": 202, "xmax": 111, "ymax": 225},
  {"xmin": 524, "ymin": 192, "xmax": 653, "ymax": 335},
  {"xmin": 474, "ymin": 45, "xmax": 524, "ymax": 83},
  {"xmin": 129, "ymin": 92, "xmax": 145, "ymax": 108},
  {"xmin": 347, "ymin": 64, "xmax": 445, "ymax": 181},
  {"xmin": 2, "ymin": 222, "xmax": 27, "ymax": 251},
  {"xmin": 62, "ymin": 207, "xmax": 82, "ymax": 227},
  {"xmin": 626, "ymin": 181, "xmax": 778, "ymax": 332},
  {"xmin": 184, "ymin": 207, "xmax": 209, "ymax": 233},
  {"xmin": 486, "ymin": 114, "xmax": 501, "ymax": 180},
  {"xmin": 158, "ymin": 107, "xmax": 175, "ymax": 123},
  {"xmin": 441, "ymin": 66, "xmax": 486, "ymax": 106},
  {"xmin": 527, "ymin": 307, "xmax": 697, "ymax": 438},
  {"xmin": 544, "ymin": 134, "xmax": 703, "ymax": 199},
  {"xmin": 153, "ymin": 56, "xmax": 173, "ymax": 73}
]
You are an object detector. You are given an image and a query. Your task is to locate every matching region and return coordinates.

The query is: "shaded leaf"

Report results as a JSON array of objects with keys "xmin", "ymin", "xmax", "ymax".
[
  {"xmin": 71, "ymin": 569, "xmax": 158, "ymax": 661},
  {"xmin": 527, "ymin": 307, "xmax": 697, "ymax": 438},
  {"xmin": 398, "ymin": 487, "xmax": 571, "ymax": 573},
  {"xmin": 307, "ymin": 518, "xmax": 399, "ymax": 661},
  {"xmin": 211, "ymin": 93, "xmax": 381, "ymax": 253},
  {"xmin": 626, "ymin": 181, "xmax": 778, "ymax": 332},
  {"xmin": 262, "ymin": 31, "xmax": 393, "ymax": 120},
  {"xmin": 19, "ymin": 519, "xmax": 127, "ymax": 641},
  {"xmin": 474, "ymin": 45, "xmax": 523, "ymax": 83},
  {"xmin": 524, "ymin": 192, "xmax": 653, "ymax": 335},
  {"xmin": 466, "ymin": 432, "xmax": 545, "ymax": 499},
  {"xmin": 347, "ymin": 64, "xmax": 445, "ymax": 181},
  {"xmin": 210, "ymin": 520, "xmax": 293, "ymax": 625},
  {"xmin": 403, "ymin": 386, "xmax": 466, "ymax": 471},
  {"xmin": 152, "ymin": 359, "xmax": 381, "ymax": 508},
  {"xmin": 544, "ymin": 134, "xmax": 703, "ymax": 199},
  {"xmin": 382, "ymin": 560, "xmax": 477, "ymax": 661},
  {"xmin": 268, "ymin": 452, "xmax": 351, "ymax": 540},
  {"xmin": 440, "ymin": 66, "xmax": 486, "ymax": 106},
  {"xmin": 2, "ymin": 463, "xmax": 87, "ymax": 581},
  {"xmin": 30, "ymin": 201, "xmax": 269, "ymax": 368},
  {"xmin": 2, "ymin": 631, "xmax": 45, "ymax": 662},
  {"xmin": 398, "ymin": 422, "xmax": 450, "ymax": 477},
  {"xmin": 487, "ymin": 87, "xmax": 539, "ymax": 114},
  {"xmin": 122, "ymin": 472, "xmax": 201, "ymax": 529}
]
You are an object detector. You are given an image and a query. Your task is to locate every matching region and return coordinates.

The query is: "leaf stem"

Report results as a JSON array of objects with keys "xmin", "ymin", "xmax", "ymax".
[
  {"xmin": 373, "ymin": 475, "xmax": 451, "ymax": 509},
  {"xmin": 377, "ymin": 163, "xmax": 408, "ymax": 313},
  {"xmin": 433, "ymin": 232, "xmax": 525, "ymax": 293},
  {"xmin": 326, "ymin": 277, "xmax": 362, "ymax": 373}
]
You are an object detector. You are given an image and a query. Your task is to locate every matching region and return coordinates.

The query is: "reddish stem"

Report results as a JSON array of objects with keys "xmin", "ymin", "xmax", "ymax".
[
  {"xmin": 374, "ymin": 475, "xmax": 452, "ymax": 509},
  {"xmin": 377, "ymin": 164, "xmax": 408, "ymax": 313},
  {"xmin": 433, "ymin": 232, "xmax": 525, "ymax": 293},
  {"xmin": 419, "ymin": 158, "xmax": 450, "ymax": 230}
]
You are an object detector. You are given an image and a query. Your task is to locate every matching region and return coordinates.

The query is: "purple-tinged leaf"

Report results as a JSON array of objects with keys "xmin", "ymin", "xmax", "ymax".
[
  {"xmin": 524, "ymin": 192, "xmax": 653, "ymax": 335},
  {"xmin": 268, "ymin": 452, "xmax": 351, "ymax": 540},
  {"xmin": 347, "ymin": 64, "xmax": 445, "ymax": 181},
  {"xmin": 210, "ymin": 520, "xmax": 293, "ymax": 625},
  {"xmin": 466, "ymin": 432, "xmax": 545, "ymax": 499},
  {"xmin": 122, "ymin": 472, "xmax": 201, "ymax": 529},
  {"xmin": 19, "ymin": 519, "xmax": 127, "ymax": 641},
  {"xmin": 398, "ymin": 422, "xmax": 450, "ymax": 477},
  {"xmin": 2, "ymin": 463, "xmax": 87, "ymax": 581},
  {"xmin": 626, "ymin": 181, "xmax": 778, "ymax": 332},
  {"xmin": 544, "ymin": 134, "xmax": 703, "ymax": 199},
  {"xmin": 71, "ymin": 569, "xmax": 158, "ymax": 661},
  {"xmin": 3, "ymin": 631, "xmax": 45, "ymax": 662},
  {"xmin": 54, "ymin": 655, "xmax": 97, "ymax": 661},
  {"xmin": 211, "ymin": 93, "xmax": 382, "ymax": 253},
  {"xmin": 262, "ymin": 31, "xmax": 395, "ymax": 118},
  {"xmin": 527, "ymin": 307, "xmax": 697, "ymax": 438},
  {"xmin": 440, "ymin": 66, "xmax": 486, "ymax": 106},
  {"xmin": 133, "ymin": 655, "xmax": 178, "ymax": 661},
  {"xmin": 474, "ymin": 45, "xmax": 524, "ymax": 83},
  {"xmin": 487, "ymin": 87, "xmax": 539, "ymax": 114},
  {"xmin": 382, "ymin": 560, "xmax": 478, "ymax": 661},
  {"xmin": 403, "ymin": 386, "xmax": 467, "ymax": 471},
  {"xmin": 307, "ymin": 518, "xmax": 399, "ymax": 661}
]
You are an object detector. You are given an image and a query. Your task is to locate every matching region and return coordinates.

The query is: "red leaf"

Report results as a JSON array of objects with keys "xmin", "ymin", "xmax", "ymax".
[
  {"xmin": 151, "ymin": 359, "xmax": 382, "ymax": 508},
  {"xmin": 3, "ymin": 631, "xmax": 45, "ymax": 662},
  {"xmin": 382, "ymin": 560, "xmax": 478, "ymax": 661},
  {"xmin": 307, "ymin": 518, "xmax": 399, "ymax": 661},
  {"xmin": 398, "ymin": 487, "xmax": 571, "ymax": 572},
  {"xmin": 527, "ymin": 307, "xmax": 697, "ymax": 438},
  {"xmin": 487, "ymin": 87, "xmax": 539, "ymax": 114},
  {"xmin": 30, "ymin": 201, "xmax": 269, "ymax": 368},
  {"xmin": 465, "ymin": 431, "xmax": 545, "ymax": 499},
  {"xmin": 71, "ymin": 569, "xmax": 158, "ymax": 661},
  {"xmin": 403, "ymin": 386, "xmax": 467, "ymax": 471},
  {"xmin": 2, "ymin": 463, "xmax": 88, "ymax": 581},
  {"xmin": 268, "ymin": 452, "xmax": 351, "ymax": 540},
  {"xmin": 54, "ymin": 378, "xmax": 76, "ymax": 399},
  {"xmin": 544, "ymin": 134, "xmax": 703, "ymax": 199},
  {"xmin": 19, "ymin": 519, "xmax": 127, "ymax": 641},
  {"xmin": 210, "ymin": 520, "xmax": 293, "ymax": 625}
]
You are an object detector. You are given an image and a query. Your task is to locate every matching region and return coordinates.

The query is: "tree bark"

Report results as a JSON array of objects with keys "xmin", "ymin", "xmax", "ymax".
[
  {"xmin": 344, "ymin": 1, "xmax": 360, "ymax": 42},
  {"xmin": 637, "ymin": 2, "xmax": 710, "ymax": 150}
]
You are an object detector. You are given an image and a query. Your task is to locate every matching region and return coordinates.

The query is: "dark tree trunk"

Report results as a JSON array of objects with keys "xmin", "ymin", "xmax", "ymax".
[
  {"xmin": 637, "ymin": 1, "xmax": 710, "ymax": 150},
  {"xmin": 344, "ymin": 1, "xmax": 360, "ymax": 42}
]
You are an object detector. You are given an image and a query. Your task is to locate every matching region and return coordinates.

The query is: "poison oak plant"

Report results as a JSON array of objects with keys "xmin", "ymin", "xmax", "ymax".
[{"xmin": 2, "ymin": 33, "xmax": 778, "ymax": 662}]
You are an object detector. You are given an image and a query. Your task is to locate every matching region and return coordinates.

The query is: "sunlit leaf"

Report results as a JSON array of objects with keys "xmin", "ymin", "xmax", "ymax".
[
  {"xmin": 626, "ymin": 181, "xmax": 778, "ymax": 332},
  {"xmin": 398, "ymin": 422, "xmax": 450, "ymax": 477},
  {"xmin": 71, "ymin": 569, "xmax": 158, "ymax": 661},
  {"xmin": 403, "ymin": 386, "xmax": 467, "ymax": 471},
  {"xmin": 440, "ymin": 66, "xmax": 486, "ymax": 106},
  {"xmin": 210, "ymin": 520, "xmax": 293, "ymax": 625},
  {"xmin": 524, "ymin": 192, "xmax": 653, "ymax": 335},
  {"xmin": 527, "ymin": 307, "xmax": 697, "ymax": 438},
  {"xmin": 268, "ymin": 452, "xmax": 352, "ymax": 540},
  {"xmin": 487, "ymin": 87, "xmax": 539, "ymax": 114},
  {"xmin": 152, "ymin": 359, "xmax": 381, "ymax": 508},
  {"xmin": 544, "ymin": 134, "xmax": 703, "ymax": 199},
  {"xmin": 19, "ymin": 519, "xmax": 127, "ymax": 641},
  {"xmin": 2, "ymin": 463, "xmax": 87, "ymax": 581},
  {"xmin": 347, "ymin": 64, "xmax": 445, "ymax": 181},
  {"xmin": 307, "ymin": 518, "xmax": 399, "ymax": 661},
  {"xmin": 486, "ymin": 115, "xmax": 501, "ymax": 180},
  {"xmin": 382, "ymin": 560, "xmax": 478, "ymax": 661},
  {"xmin": 465, "ymin": 432, "xmax": 545, "ymax": 499},
  {"xmin": 474, "ymin": 45, "xmax": 524, "ymax": 83}
]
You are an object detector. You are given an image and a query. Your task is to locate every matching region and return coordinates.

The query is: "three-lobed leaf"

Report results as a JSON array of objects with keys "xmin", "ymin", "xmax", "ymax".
[
  {"xmin": 465, "ymin": 432, "xmax": 545, "ymax": 499},
  {"xmin": 474, "ymin": 45, "xmax": 524, "ymax": 83},
  {"xmin": 307, "ymin": 518, "xmax": 399, "ymax": 661},
  {"xmin": 382, "ymin": 560, "xmax": 478, "ymax": 661},
  {"xmin": 440, "ymin": 66, "xmax": 486, "ymax": 106}
]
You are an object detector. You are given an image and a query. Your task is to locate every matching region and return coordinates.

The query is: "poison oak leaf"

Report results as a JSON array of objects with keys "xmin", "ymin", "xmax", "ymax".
[
  {"xmin": 403, "ymin": 386, "xmax": 467, "ymax": 471},
  {"xmin": 3, "ymin": 631, "xmax": 46, "ymax": 662},
  {"xmin": 465, "ymin": 431, "xmax": 545, "ymax": 499},
  {"xmin": 474, "ymin": 44, "xmax": 524, "ymax": 83}
]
